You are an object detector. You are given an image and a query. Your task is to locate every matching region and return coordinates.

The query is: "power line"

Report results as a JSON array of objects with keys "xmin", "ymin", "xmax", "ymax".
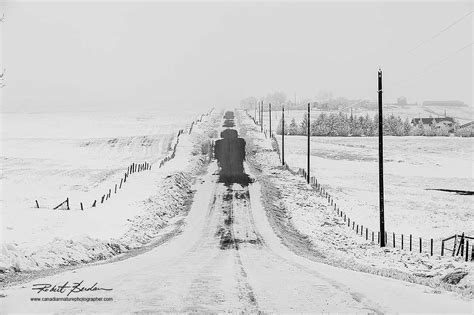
[
  {"xmin": 392, "ymin": 42, "xmax": 473, "ymax": 88},
  {"xmin": 383, "ymin": 10, "xmax": 472, "ymax": 90},
  {"xmin": 422, "ymin": 42, "xmax": 473, "ymax": 72},
  {"xmin": 407, "ymin": 10, "xmax": 473, "ymax": 54}
]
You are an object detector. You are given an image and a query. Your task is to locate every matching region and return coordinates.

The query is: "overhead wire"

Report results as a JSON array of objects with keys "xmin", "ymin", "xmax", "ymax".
[
  {"xmin": 406, "ymin": 10, "xmax": 473, "ymax": 55},
  {"xmin": 388, "ymin": 10, "xmax": 473, "ymax": 89}
]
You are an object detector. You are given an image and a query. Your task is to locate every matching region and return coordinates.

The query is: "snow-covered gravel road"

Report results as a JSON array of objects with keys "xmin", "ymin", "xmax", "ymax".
[{"xmin": 0, "ymin": 115, "xmax": 471, "ymax": 313}]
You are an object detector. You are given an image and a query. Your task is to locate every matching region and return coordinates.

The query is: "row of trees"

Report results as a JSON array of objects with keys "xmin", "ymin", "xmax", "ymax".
[{"xmin": 276, "ymin": 112, "xmax": 473, "ymax": 137}]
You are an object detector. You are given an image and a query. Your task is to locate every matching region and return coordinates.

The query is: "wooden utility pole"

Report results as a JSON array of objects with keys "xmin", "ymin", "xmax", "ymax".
[
  {"xmin": 258, "ymin": 102, "xmax": 260, "ymax": 127},
  {"xmin": 282, "ymin": 104, "xmax": 285, "ymax": 165},
  {"xmin": 255, "ymin": 101, "xmax": 257, "ymax": 122},
  {"xmin": 258, "ymin": 102, "xmax": 261, "ymax": 126},
  {"xmin": 378, "ymin": 68, "xmax": 386, "ymax": 247},
  {"xmin": 261, "ymin": 101, "xmax": 264, "ymax": 132},
  {"xmin": 307, "ymin": 103, "xmax": 310, "ymax": 183},
  {"xmin": 269, "ymin": 103, "xmax": 272, "ymax": 136}
]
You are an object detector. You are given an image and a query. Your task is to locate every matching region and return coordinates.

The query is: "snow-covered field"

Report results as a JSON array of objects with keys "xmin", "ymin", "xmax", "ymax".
[
  {"xmin": 1, "ymin": 109, "xmax": 471, "ymax": 313},
  {"xmin": 277, "ymin": 135, "xmax": 473, "ymax": 241},
  {"xmin": 0, "ymin": 109, "xmax": 212, "ymax": 272},
  {"xmin": 240, "ymin": 110, "xmax": 473, "ymax": 297},
  {"xmin": 1, "ymin": 110, "xmax": 200, "ymax": 211}
]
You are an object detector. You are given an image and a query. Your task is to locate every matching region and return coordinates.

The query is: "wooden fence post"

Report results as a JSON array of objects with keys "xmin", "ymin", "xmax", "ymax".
[
  {"xmin": 101, "ymin": 195, "xmax": 105, "ymax": 203},
  {"xmin": 465, "ymin": 241, "xmax": 469, "ymax": 262},
  {"xmin": 115, "ymin": 184, "xmax": 117, "ymax": 193},
  {"xmin": 441, "ymin": 241, "xmax": 445, "ymax": 256},
  {"xmin": 372, "ymin": 231, "xmax": 374, "ymax": 242},
  {"xmin": 120, "ymin": 178, "xmax": 123, "ymax": 188},
  {"xmin": 420, "ymin": 237, "xmax": 422, "ymax": 253},
  {"xmin": 66, "ymin": 198, "xmax": 70, "ymax": 210},
  {"xmin": 401, "ymin": 234, "xmax": 404, "ymax": 250},
  {"xmin": 452, "ymin": 235, "xmax": 457, "ymax": 256},
  {"xmin": 366, "ymin": 228, "xmax": 368, "ymax": 240},
  {"xmin": 393, "ymin": 232, "xmax": 395, "ymax": 247},
  {"xmin": 430, "ymin": 238, "xmax": 433, "ymax": 256},
  {"xmin": 35, "ymin": 200, "xmax": 40, "ymax": 208},
  {"xmin": 92, "ymin": 200, "xmax": 96, "ymax": 207},
  {"xmin": 80, "ymin": 202, "xmax": 83, "ymax": 210},
  {"xmin": 410, "ymin": 234, "xmax": 412, "ymax": 251},
  {"xmin": 459, "ymin": 233, "xmax": 465, "ymax": 257}
]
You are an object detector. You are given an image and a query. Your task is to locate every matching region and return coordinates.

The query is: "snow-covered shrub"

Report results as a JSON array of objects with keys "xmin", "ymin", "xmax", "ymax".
[{"xmin": 454, "ymin": 126, "xmax": 474, "ymax": 137}]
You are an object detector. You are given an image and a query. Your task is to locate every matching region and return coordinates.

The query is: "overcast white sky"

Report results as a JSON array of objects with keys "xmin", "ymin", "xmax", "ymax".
[{"xmin": 0, "ymin": 1, "xmax": 472, "ymax": 112}]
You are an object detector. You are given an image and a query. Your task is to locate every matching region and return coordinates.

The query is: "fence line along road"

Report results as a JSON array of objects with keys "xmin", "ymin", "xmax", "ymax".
[{"xmin": 244, "ymin": 109, "xmax": 472, "ymax": 262}]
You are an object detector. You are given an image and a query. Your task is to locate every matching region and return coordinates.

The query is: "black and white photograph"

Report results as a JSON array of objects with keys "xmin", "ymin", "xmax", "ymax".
[{"xmin": 0, "ymin": 0, "xmax": 472, "ymax": 313}]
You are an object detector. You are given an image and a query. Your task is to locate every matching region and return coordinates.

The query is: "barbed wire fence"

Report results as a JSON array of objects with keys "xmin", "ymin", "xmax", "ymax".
[
  {"xmin": 34, "ymin": 108, "xmax": 214, "ymax": 211},
  {"xmin": 245, "ymin": 109, "xmax": 473, "ymax": 262}
]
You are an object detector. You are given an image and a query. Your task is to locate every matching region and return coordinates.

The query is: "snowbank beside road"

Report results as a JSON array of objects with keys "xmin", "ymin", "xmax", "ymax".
[
  {"xmin": 237, "ymin": 110, "xmax": 473, "ymax": 297},
  {"xmin": 0, "ymin": 110, "xmax": 218, "ymax": 279}
]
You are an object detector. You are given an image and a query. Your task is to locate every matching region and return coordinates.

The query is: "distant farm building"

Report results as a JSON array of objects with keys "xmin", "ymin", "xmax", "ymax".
[{"xmin": 411, "ymin": 117, "xmax": 455, "ymax": 128}]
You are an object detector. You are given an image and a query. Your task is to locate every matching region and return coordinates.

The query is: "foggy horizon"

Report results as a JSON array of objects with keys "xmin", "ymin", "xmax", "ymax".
[{"xmin": 0, "ymin": 1, "xmax": 472, "ymax": 113}]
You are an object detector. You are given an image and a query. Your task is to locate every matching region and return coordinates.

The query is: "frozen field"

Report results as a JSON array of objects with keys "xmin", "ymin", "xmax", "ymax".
[
  {"xmin": 0, "ymin": 108, "xmax": 216, "ymax": 273},
  {"xmin": 0, "ymin": 109, "xmax": 201, "ymax": 233},
  {"xmin": 1, "ymin": 110, "xmax": 200, "ymax": 208},
  {"xmin": 278, "ymin": 135, "xmax": 473, "ymax": 240}
]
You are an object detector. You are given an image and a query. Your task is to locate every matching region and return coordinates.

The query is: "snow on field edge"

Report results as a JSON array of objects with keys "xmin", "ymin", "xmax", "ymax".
[
  {"xmin": 237, "ymin": 110, "xmax": 473, "ymax": 298},
  {"xmin": 0, "ymin": 110, "xmax": 219, "ymax": 279}
]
